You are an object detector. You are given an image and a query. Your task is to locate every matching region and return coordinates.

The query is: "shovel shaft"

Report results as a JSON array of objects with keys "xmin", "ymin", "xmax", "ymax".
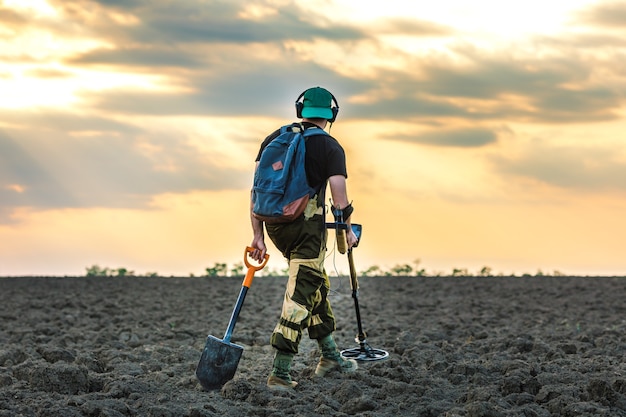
[
  {"xmin": 223, "ymin": 286, "xmax": 248, "ymax": 343},
  {"xmin": 222, "ymin": 247, "xmax": 269, "ymax": 342}
]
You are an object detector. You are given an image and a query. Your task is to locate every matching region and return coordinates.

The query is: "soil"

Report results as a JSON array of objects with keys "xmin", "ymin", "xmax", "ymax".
[{"xmin": 0, "ymin": 274, "xmax": 624, "ymax": 417}]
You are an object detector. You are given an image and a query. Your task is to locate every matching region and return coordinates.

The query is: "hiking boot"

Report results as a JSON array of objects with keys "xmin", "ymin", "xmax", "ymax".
[
  {"xmin": 267, "ymin": 375, "xmax": 298, "ymax": 391},
  {"xmin": 314, "ymin": 356, "xmax": 358, "ymax": 377}
]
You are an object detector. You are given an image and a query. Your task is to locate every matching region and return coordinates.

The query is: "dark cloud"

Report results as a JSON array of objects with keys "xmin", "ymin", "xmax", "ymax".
[
  {"xmin": 533, "ymin": 87, "xmax": 621, "ymax": 120},
  {"xmin": 387, "ymin": 128, "xmax": 498, "ymax": 148},
  {"xmin": 417, "ymin": 59, "xmax": 574, "ymax": 99},
  {"xmin": 345, "ymin": 52, "xmax": 624, "ymax": 123},
  {"xmin": 137, "ymin": 11, "xmax": 363, "ymax": 45},
  {"xmin": 0, "ymin": 117, "xmax": 250, "ymax": 223},
  {"xmin": 81, "ymin": 59, "xmax": 368, "ymax": 117},
  {"xmin": 0, "ymin": 130, "xmax": 78, "ymax": 211},
  {"xmin": 492, "ymin": 143, "xmax": 626, "ymax": 192},
  {"xmin": 346, "ymin": 94, "xmax": 470, "ymax": 120},
  {"xmin": 48, "ymin": 0, "xmax": 365, "ymax": 45}
]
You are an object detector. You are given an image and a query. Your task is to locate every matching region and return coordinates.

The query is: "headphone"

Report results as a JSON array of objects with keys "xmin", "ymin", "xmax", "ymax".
[{"xmin": 295, "ymin": 88, "xmax": 340, "ymax": 123}]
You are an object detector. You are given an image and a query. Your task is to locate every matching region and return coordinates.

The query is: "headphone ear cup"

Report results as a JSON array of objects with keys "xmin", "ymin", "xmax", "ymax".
[
  {"xmin": 295, "ymin": 101, "xmax": 303, "ymax": 118},
  {"xmin": 329, "ymin": 92, "xmax": 339, "ymax": 123},
  {"xmin": 329, "ymin": 106, "xmax": 339, "ymax": 123}
]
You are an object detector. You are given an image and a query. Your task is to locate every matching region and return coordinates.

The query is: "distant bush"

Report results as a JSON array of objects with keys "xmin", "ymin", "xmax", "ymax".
[
  {"xmin": 85, "ymin": 265, "xmax": 135, "ymax": 277},
  {"xmin": 83, "ymin": 262, "xmax": 567, "ymax": 278},
  {"xmin": 205, "ymin": 262, "xmax": 227, "ymax": 277}
]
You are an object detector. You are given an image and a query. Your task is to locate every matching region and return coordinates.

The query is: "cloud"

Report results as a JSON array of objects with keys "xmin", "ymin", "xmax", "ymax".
[
  {"xmin": 575, "ymin": 1, "xmax": 626, "ymax": 28},
  {"xmin": 70, "ymin": 47, "xmax": 206, "ymax": 69},
  {"xmin": 541, "ymin": 32, "xmax": 626, "ymax": 49},
  {"xmin": 61, "ymin": 46, "xmax": 626, "ymax": 124},
  {"xmin": 3, "ymin": 0, "xmax": 626, "ymax": 222},
  {"xmin": 24, "ymin": 67, "xmax": 74, "ymax": 79},
  {"xmin": 0, "ymin": 117, "xmax": 250, "ymax": 223},
  {"xmin": 1, "ymin": 109, "xmax": 141, "ymax": 134},
  {"xmin": 47, "ymin": 0, "xmax": 365, "ymax": 45},
  {"xmin": 0, "ymin": 129, "xmax": 75, "ymax": 212},
  {"xmin": 79, "ymin": 57, "xmax": 368, "ymax": 117},
  {"xmin": 346, "ymin": 51, "xmax": 623, "ymax": 123},
  {"xmin": 492, "ymin": 142, "xmax": 626, "ymax": 192},
  {"xmin": 6, "ymin": 0, "xmax": 622, "ymax": 126},
  {"xmin": 72, "ymin": 47, "xmax": 624, "ymax": 125},
  {"xmin": 0, "ymin": 6, "xmax": 28, "ymax": 28},
  {"xmin": 386, "ymin": 127, "xmax": 498, "ymax": 148},
  {"xmin": 374, "ymin": 17, "xmax": 453, "ymax": 36}
]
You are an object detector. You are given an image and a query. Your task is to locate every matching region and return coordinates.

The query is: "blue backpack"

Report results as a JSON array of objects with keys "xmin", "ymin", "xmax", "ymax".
[{"xmin": 252, "ymin": 123, "xmax": 327, "ymax": 223}]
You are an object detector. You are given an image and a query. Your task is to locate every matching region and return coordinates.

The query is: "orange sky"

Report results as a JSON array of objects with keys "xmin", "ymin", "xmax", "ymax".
[{"xmin": 1, "ymin": 0, "xmax": 625, "ymax": 276}]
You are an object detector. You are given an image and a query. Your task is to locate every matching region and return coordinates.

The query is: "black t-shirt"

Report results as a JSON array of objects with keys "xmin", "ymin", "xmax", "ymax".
[{"xmin": 255, "ymin": 122, "xmax": 347, "ymax": 194}]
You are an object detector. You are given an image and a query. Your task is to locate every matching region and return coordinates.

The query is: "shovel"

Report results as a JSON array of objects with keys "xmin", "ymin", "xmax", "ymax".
[{"xmin": 195, "ymin": 246, "xmax": 269, "ymax": 390}]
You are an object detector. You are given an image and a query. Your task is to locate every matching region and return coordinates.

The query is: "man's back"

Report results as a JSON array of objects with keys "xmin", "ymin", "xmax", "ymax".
[{"xmin": 256, "ymin": 122, "xmax": 347, "ymax": 195}]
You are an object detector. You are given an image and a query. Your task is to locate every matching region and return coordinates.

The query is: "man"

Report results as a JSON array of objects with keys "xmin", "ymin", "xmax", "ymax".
[{"xmin": 249, "ymin": 86, "xmax": 359, "ymax": 390}]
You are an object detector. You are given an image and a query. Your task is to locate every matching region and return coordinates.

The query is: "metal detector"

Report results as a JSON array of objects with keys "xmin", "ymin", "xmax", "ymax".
[{"xmin": 327, "ymin": 218, "xmax": 389, "ymax": 362}]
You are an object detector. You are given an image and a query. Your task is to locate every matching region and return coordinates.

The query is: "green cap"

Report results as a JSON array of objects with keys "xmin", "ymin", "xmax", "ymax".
[{"xmin": 301, "ymin": 87, "xmax": 334, "ymax": 120}]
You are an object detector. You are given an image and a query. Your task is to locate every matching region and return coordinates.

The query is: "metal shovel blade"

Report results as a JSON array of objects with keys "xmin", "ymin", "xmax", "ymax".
[{"xmin": 196, "ymin": 335, "xmax": 244, "ymax": 390}]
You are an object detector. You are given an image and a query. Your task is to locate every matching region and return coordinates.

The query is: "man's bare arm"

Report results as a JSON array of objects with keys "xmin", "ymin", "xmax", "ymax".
[{"xmin": 328, "ymin": 174, "xmax": 358, "ymax": 247}]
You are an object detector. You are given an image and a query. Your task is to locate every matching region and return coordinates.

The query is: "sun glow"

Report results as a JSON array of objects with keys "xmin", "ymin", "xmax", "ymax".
[
  {"xmin": 321, "ymin": 0, "xmax": 594, "ymax": 38},
  {"xmin": 3, "ymin": 0, "xmax": 57, "ymax": 16}
]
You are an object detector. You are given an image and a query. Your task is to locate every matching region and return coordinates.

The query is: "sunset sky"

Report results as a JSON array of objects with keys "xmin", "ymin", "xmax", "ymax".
[{"xmin": 1, "ymin": 0, "xmax": 625, "ymax": 277}]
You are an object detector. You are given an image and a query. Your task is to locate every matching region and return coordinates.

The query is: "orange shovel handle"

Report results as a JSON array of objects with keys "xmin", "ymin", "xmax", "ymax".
[{"xmin": 243, "ymin": 246, "xmax": 269, "ymax": 288}]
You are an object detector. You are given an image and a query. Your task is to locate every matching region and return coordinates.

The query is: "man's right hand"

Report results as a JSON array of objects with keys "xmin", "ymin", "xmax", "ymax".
[
  {"xmin": 346, "ymin": 228, "xmax": 358, "ymax": 248},
  {"xmin": 249, "ymin": 237, "xmax": 267, "ymax": 263}
]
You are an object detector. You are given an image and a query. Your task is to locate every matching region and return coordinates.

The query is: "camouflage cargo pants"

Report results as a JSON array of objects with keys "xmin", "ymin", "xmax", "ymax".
[{"xmin": 265, "ymin": 196, "xmax": 336, "ymax": 354}]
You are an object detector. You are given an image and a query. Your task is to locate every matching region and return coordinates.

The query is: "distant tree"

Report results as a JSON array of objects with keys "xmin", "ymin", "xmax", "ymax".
[
  {"xmin": 115, "ymin": 267, "xmax": 134, "ymax": 277},
  {"xmin": 85, "ymin": 265, "xmax": 110, "ymax": 277},
  {"xmin": 451, "ymin": 267, "xmax": 469, "ymax": 277},
  {"xmin": 361, "ymin": 265, "xmax": 382, "ymax": 277},
  {"xmin": 85, "ymin": 265, "xmax": 135, "ymax": 277},
  {"xmin": 391, "ymin": 263, "xmax": 413, "ymax": 276},
  {"xmin": 230, "ymin": 262, "xmax": 244, "ymax": 276},
  {"xmin": 413, "ymin": 259, "xmax": 426, "ymax": 276},
  {"xmin": 478, "ymin": 266, "xmax": 492, "ymax": 277},
  {"xmin": 205, "ymin": 262, "xmax": 228, "ymax": 276}
]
